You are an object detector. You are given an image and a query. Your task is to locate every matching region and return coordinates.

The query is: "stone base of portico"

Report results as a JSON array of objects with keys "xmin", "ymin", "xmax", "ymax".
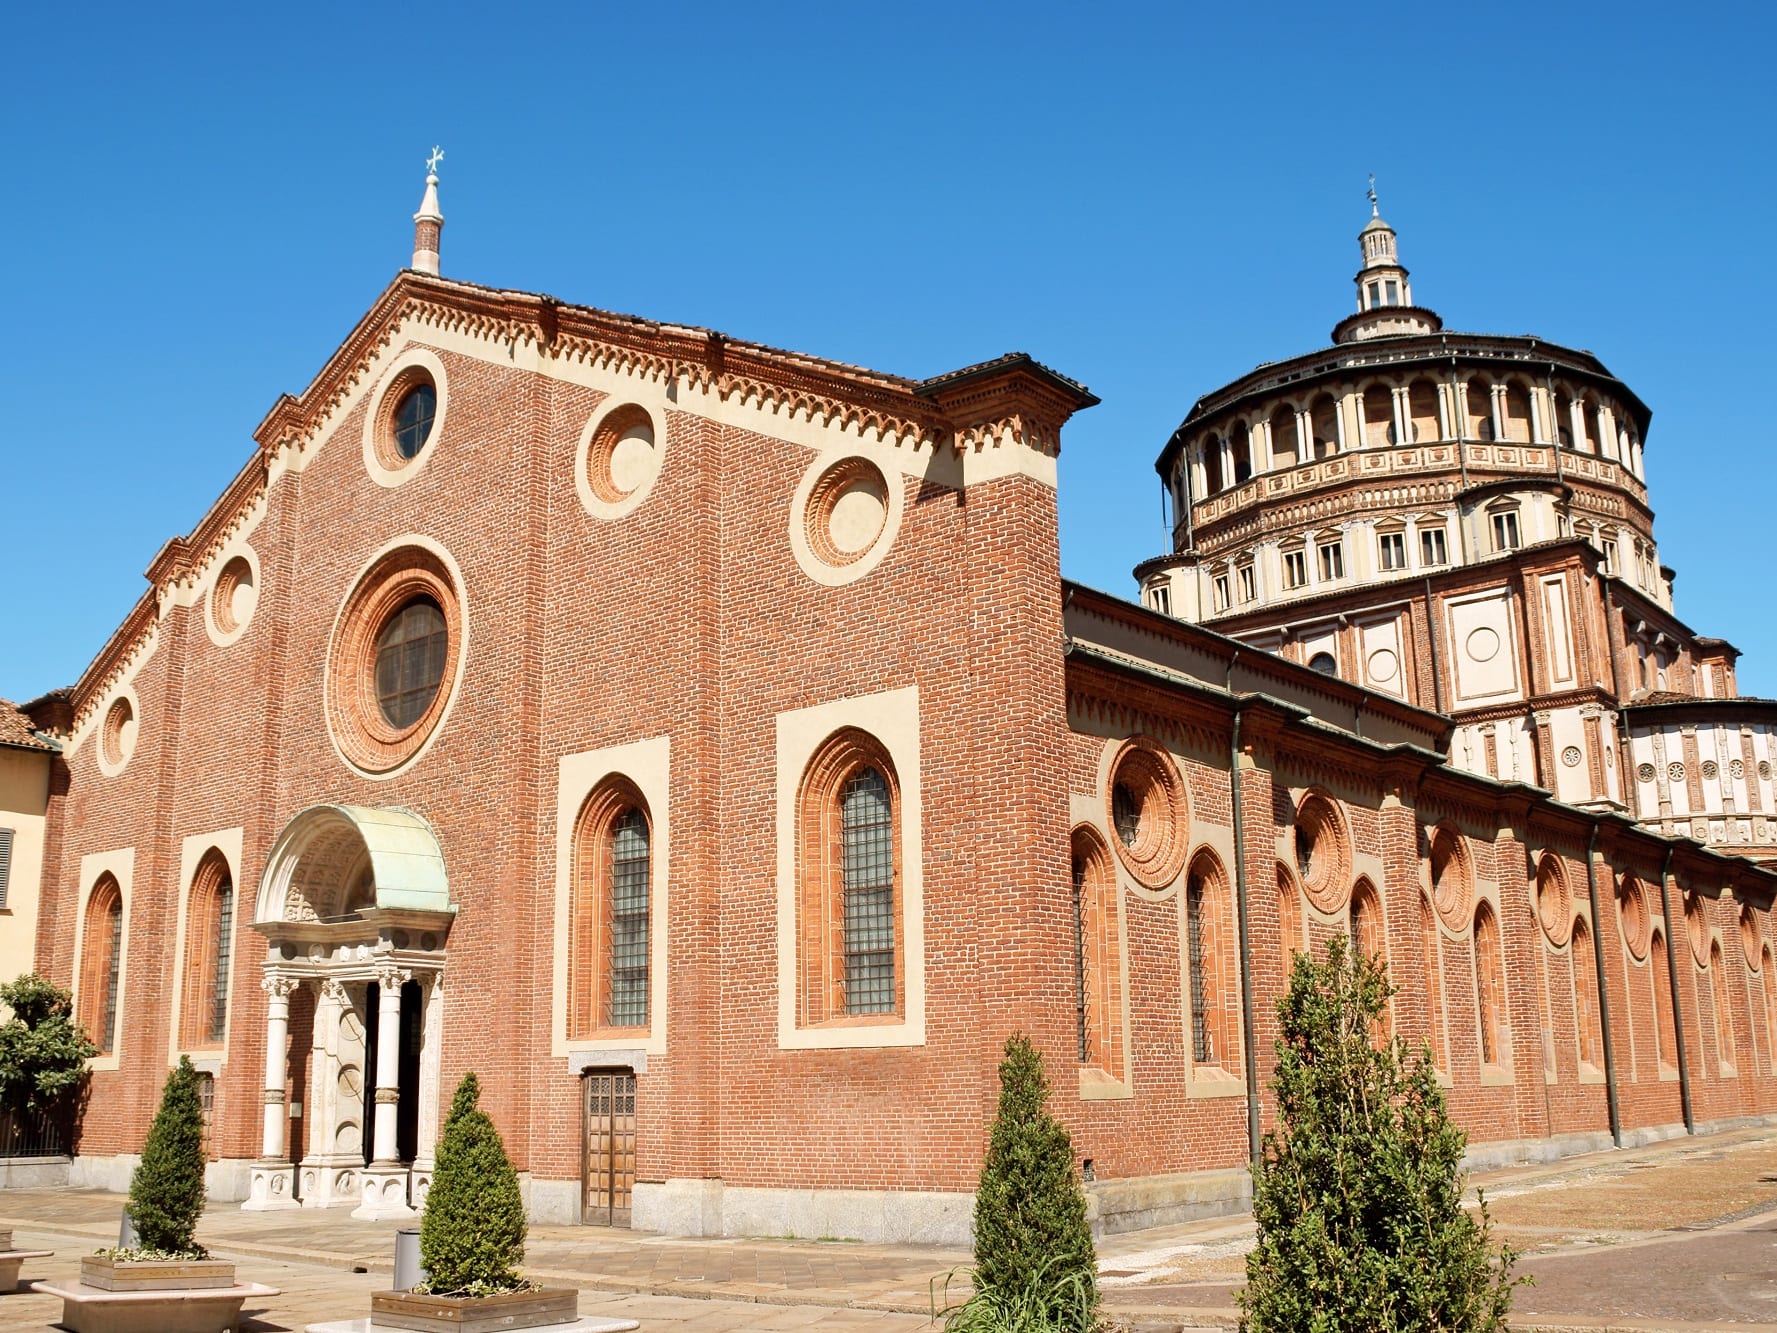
[
  {"xmin": 242, "ymin": 1160, "xmax": 300, "ymax": 1211},
  {"xmin": 298, "ymin": 1155, "xmax": 363, "ymax": 1210},
  {"xmin": 350, "ymin": 1162, "xmax": 416, "ymax": 1220}
]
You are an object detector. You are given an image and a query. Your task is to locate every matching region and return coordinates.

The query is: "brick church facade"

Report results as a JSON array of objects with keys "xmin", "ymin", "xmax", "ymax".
[{"xmin": 13, "ymin": 169, "xmax": 1777, "ymax": 1241}]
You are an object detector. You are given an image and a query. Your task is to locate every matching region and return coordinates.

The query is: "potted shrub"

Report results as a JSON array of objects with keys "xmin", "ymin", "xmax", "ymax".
[
  {"xmin": 81, "ymin": 1055, "xmax": 234, "ymax": 1292},
  {"xmin": 370, "ymin": 1072, "xmax": 579, "ymax": 1332}
]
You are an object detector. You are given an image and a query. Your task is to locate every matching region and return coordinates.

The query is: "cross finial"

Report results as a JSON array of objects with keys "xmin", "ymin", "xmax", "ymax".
[
  {"xmin": 426, "ymin": 145, "xmax": 444, "ymax": 178},
  {"xmin": 1367, "ymin": 173, "xmax": 1379, "ymax": 217}
]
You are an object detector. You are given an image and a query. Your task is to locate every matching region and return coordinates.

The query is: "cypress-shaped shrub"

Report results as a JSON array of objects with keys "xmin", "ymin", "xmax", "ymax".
[
  {"xmin": 1239, "ymin": 935, "xmax": 1520, "ymax": 1332},
  {"xmin": 963, "ymin": 1032, "xmax": 1097, "ymax": 1332},
  {"xmin": 128, "ymin": 1055, "xmax": 208, "ymax": 1256},
  {"xmin": 419, "ymin": 1072, "xmax": 527, "ymax": 1295}
]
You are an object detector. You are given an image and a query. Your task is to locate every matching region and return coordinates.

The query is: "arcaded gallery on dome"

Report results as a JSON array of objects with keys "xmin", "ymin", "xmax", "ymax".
[{"xmin": 9, "ymin": 168, "xmax": 1777, "ymax": 1244}]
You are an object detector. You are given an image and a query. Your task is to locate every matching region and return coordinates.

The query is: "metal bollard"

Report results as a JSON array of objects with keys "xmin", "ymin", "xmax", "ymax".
[
  {"xmin": 392, "ymin": 1227, "xmax": 426, "ymax": 1292},
  {"xmin": 117, "ymin": 1210, "xmax": 138, "ymax": 1249}
]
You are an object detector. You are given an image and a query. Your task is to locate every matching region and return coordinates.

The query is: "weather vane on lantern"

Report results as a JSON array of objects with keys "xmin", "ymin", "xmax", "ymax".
[{"xmin": 426, "ymin": 146, "xmax": 444, "ymax": 177}]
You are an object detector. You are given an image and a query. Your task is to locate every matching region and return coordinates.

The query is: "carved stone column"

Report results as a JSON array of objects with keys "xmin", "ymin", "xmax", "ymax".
[
  {"xmin": 353, "ymin": 966, "xmax": 415, "ymax": 1219},
  {"xmin": 301, "ymin": 978, "xmax": 356, "ymax": 1208},
  {"xmin": 243, "ymin": 973, "xmax": 300, "ymax": 1210}
]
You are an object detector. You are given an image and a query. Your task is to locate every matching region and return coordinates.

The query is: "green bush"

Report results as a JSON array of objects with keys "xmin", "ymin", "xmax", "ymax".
[
  {"xmin": 0, "ymin": 973, "xmax": 98, "ymax": 1113},
  {"xmin": 127, "ymin": 1055, "xmax": 208, "ymax": 1257},
  {"xmin": 1239, "ymin": 936, "xmax": 1520, "ymax": 1332},
  {"xmin": 419, "ymin": 1072, "xmax": 527, "ymax": 1295},
  {"xmin": 955, "ymin": 1033, "xmax": 1097, "ymax": 1333}
]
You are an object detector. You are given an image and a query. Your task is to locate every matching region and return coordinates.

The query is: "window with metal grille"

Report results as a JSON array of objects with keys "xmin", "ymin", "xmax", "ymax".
[
  {"xmin": 208, "ymin": 877, "xmax": 233, "ymax": 1043},
  {"xmin": 393, "ymin": 382, "xmax": 437, "ymax": 459},
  {"xmin": 607, "ymin": 808, "xmax": 650, "ymax": 1027},
  {"xmin": 1111, "ymin": 783, "xmax": 1140, "ymax": 848},
  {"xmin": 1186, "ymin": 875, "xmax": 1212, "ymax": 1063},
  {"xmin": 1071, "ymin": 855, "xmax": 1089, "ymax": 1063},
  {"xmin": 101, "ymin": 898, "xmax": 123, "ymax": 1054},
  {"xmin": 374, "ymin": 597, "xmax": 448, "ymax": 728},
  {"xmin": 196, "ymin": 1071, "xmax": 215, "ymax": 1148},
  {"xmin": 841, "ymin": 768, "xmax": 895, "ymax": 1015},
  {"xmin": 0, "ymin": 827, "xmax": 12, "ymax": 910}
]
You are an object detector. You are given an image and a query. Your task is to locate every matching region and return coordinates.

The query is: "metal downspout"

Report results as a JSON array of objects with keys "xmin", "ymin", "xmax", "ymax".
[
  {"xmin": 1226, "ymin": 651, "xmax": 1262, "ymax": 1167},
  {"xmin": 1655, "ymin": 845, "xmax": 1694, "ymax": 1133},
  {"xmin": 1584, "ymin": 822, "xmax": 1623, "ymax": 1147}
]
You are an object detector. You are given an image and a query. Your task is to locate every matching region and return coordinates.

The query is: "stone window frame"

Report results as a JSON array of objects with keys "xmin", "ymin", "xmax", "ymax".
[
  {"xmin": 324, "ymin": 537, "xmax": 468, "ymax": 779},
  {"xmin": 361, "ymin": 346, "xmax": 450, "ymax": 489},
  {"xmin": 1649, "ymin": 926, "xmax": 1680, "ymax": 1079},
  {"xmin": 568, "ymin": 776, "xmax": 655, "ymax": 1041},
  {"xmin": 73, "ymin": 850, "xmax": 135, "ymax": 1071},
  {"xmin": 575, "ymin": 396, "xmax": 669, "ymax": 524},
  {"xmin": 1419, "ymin": 889, "xmax": 1449, "ymax": 1074},
  {"xmin": 788, "ymin": 447, "xmax": 906, "ymax": 589},
  {"xmin": 167, "ymin": 829, "xmax": 243, "ymax": 1070},
  {"xmin": 1294, "ymin": 790, "xmax": 1352, "ymax": 916},
  {"xmin": 1472, "ymin": 896, "xmax": 1510, "ymax": 1078},
  {"xmin": 775, "ymin": 686, "xmax": 924, "ymax": 1050},
  {"xmin": 1282, "ymin": 546, "xmax": 1308, "ymax": 589},
  {"xmin": 1571, "ymin": 911, "xmax": 1605, "ymax": 1078},
  {"xmin": 95, "ymin": 686, "xmax": 141, "ymax": 779},
  {"xmin": 203, "ymin": 545, "xmax": 262, "ymax": 649},
  {"xmin": 1706, "ymin": 937, "xmax": 1737, "ymax": 1076},
  {"xmin": 552, "ymin": 737, "xmax": 672, "ymax": 1061}
]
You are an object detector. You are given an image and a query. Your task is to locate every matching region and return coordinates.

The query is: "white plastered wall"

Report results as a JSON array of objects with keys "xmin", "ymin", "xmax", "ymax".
[
  {"xmin": 551, "ymin": 735, "xmax": 672, "ymax": 1060},
  {"xmin": 775, "ymin": 685, "xmax": 925, "ymax": 1049},
  {"xmin": 0, "ymin": 750, "xmax": 50, "ymax": 997}
]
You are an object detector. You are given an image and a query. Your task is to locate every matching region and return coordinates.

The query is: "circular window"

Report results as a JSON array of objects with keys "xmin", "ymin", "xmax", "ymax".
[
  {"xmin": 1618, "ymin": 874, "xmax": 1651, "ymax": 961},
  {"xmin": 1296, "ymin": 792, "xmax": 1351, "ymax": 914},
  {"xmin": 362, "ymin": 349, "xmax": 450, "ymax": 487},
  {"xmin": 1637, "ymin": 763, "xmax": 1656, "ymax": 783},
  {"xmin": 1732, "ymin": 759, "xmax": 1746, "ymax": 781},
  {"xmin": 327, "ymin": 542, "xmax": 465, "ymax": 776},
  {"xmin": 1668, "ymin": 762, "xmax": 1686, "ymax": 784},
  {"xmin": 392, "ymin": 381, "xmax": 437, "ymax": 460},
  {"xmin": 1427, "ymin": 825, "xmax": 1473, "ymax": 932},
  {"xmin": 1561, "ymin": 746, "xmax": 1583, "ymax": 769},
  {"xmin": 210, "ymin": 555, "xmax": 258, "ymax": 638},
  {"xmin": 1742, "ymin": 905, "xmax": 1762, "ymax": 970},
  {"xmin": 789, "ymin": 453, "xmax": 904, "ymax": 588},
  {"xmin": 100, "ymin": 695, "xmax": 137, "ymax": 772},
  {"xmin": 1307, "ymin": 652, "xmax": 1337, "ymax": 675},
  {"xmin": 1535, "ymin": 854, "xmax": 1572, "ymax": 948},
  {"xmin": 1761, "ymin": 761, "xmax": 1773, "ymax": 781},
  {"xmin": 1103, "ymin": 736, "xmax": 1188, "ymax": 889},
  {"xmin": 1684, "ymin": 892, "xmax": 1710, "ymax": 968},
  {"xmin": 576, "ymin": 400, "xmax": 665, "ymax": 521}
]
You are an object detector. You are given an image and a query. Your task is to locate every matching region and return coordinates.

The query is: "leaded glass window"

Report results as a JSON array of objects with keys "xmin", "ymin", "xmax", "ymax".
[
  {"xmin": 607, "ymin": 808, "xmax": 650, "ymax": 1027},
  {"xmin": 393, "ymin": 382, "xmax": 437, "ymax": 460},
  {"xmin": 101, "ymin": 898, "xmax": 122, "ymax": 1054},
  {"xmin": 841, "ymin": 768, "xmax": 894, "ymax": 1014},
  {"xmin": 208, "ymin": 877, "xmax": 233, "ymax": 1043},
  {"xmin": 1186, "ymin": 876, "xmax": 1211, "ymax": 1063},
  {"xmin": 1112, "ymin": 783, "xmax": 1140, "ymax": 848},
  {"xmin": 374, "ymin": 597, "xmax": 447, "ymax": 728}
]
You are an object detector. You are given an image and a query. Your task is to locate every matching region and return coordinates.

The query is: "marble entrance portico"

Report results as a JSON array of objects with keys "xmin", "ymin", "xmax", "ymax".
[{"xmin": 245, "ymin": 805, "xmax": 455, "ymax": 1220}]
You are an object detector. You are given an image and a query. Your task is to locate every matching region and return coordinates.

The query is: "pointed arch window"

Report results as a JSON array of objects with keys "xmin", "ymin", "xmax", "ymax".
[
  {"xmin": 570, "ymin": 779, "xmax": 653, "ymax": 1037},
  {"xmin": 1473, "ymin": 900, "xmax": 1506, "ymax": 1069},
  {"xmin": 180, "ymin": 851, "xmax": 235, "ymax": 1048},
  {"xmin": 1071, "ymin": 828, "xmax": 1125, "ymax": 1081},
  {"xmin": 1573, "ymin": 917, "xmax": 1602, "ymax": 1070},
  {"xmin": 1185, "ymin": 853, "xmax": 1237, "ymax": 1072},
  {"xmin": 80, "ymin": 875, "xmax": 124, "ymax": 1055},
  {"xmin": 797, "ymin": 730, "xmax": 902, "ymax": 1025}
]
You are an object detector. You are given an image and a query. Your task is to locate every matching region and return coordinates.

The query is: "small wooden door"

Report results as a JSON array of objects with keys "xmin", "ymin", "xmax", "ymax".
[{"xmin": 580, "ymin": 1071, "xmax": 636, "ymax": 1226}]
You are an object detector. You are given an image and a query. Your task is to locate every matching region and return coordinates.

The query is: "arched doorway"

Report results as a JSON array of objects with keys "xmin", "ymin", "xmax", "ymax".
[{"xmin": 243, "ymin": 805, "xmax": 454, "ymax": 1218}]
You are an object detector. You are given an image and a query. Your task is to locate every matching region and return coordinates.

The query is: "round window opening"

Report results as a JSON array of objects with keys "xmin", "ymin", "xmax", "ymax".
[
  {"xmin": 327, "ymin": 544, "xmax": 464, "ymax": 775},
  {"xmin": 806, "ymin": 458, "xmax": 891, "ymax": 568},
  {"xmin": 1104, "ymin": 737, "xmax": 1187, "ymax": 889},
  {"xmin": 1295, "ymin": 793, "xmax": 1351, "ymax": 914},
  {"xmin": 101, "ymin": 696, "xmax": 137, "ymax": 769},
  {"xmin": 212, "ymin": 555, "xmax": 257, "ymax": 636},
  {"xmin": 392, "ymin": 381, "xmax": 437, "ymax": 461},
  {"xmin": 587, "ymin": 405, "xmax": 658, "ymax": 504},
  {"xmin": 373, "ymin": 596, "xmax": 447, "ymax": 729},
  {"xmin": 1308, "ymin": 652, "xmax": 1337, "ymax": 676}
]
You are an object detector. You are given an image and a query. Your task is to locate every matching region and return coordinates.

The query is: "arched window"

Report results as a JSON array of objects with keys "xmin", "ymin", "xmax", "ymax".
[
  {"xmin": 80, "ymin": 874, "xmax": 124, "ymax": 1055},
  {"xmin": 1651, "ymin": 929, "xmax": 1678, "ymax": 1071},
  {"xmin": 1230, "ymin": 424, "xmax": 1253, "ymax": 486},
  {"xmin": 1464, "ymin": 381, "xmax": 1494, "ymax": 440},
  {"xmin": 1362, "ymin": 384, "xmax": 1393, "ymax": 449},
  {"xmin": 1349, "ymin": 878, "xmax": 1383, "ymax": 962},
  {"xmin": 1277, "ymin": 865, "xmax": 1301, "ymax": 977},
  {"xmin": 797, "ymin": 730, "xmax": 901, "ymax": 1025},
  {"xmin": 1762, "ymin": 946, "xmax": 1777, "ymax": 1073},
  {"xmin": 569, "ymin": 779, "xmax": 653, "ymax": 1037},
  {"xmin": 1269, "ymin": 406, "xmax": 1300, "ymax": 470},
  {"xmin": 373, "ymin": 595, "xmax": 448, "ymax": 729},
  {"xmin": 1407, "ymin": 379, "xmax": 1441, "ymax": 443},
  {"xmin": 1709, "ymin": 941, "xmax": 1735, "ymax": 1071},
  {"xmin": 1473, "ymin": 900, "xmax": 1505, "ymax": 1068},
  {"xmin": 179, "ymin": 851, "xmax": 235, "ymax": 1048},
  {"xmin": 1572, "ymin": 917, "xmax": 1602, "ymax": 1069},
  {"xmin": 1072, "ymin": 828, "xmax": 1125, "ymax": 1080},
  {"xmin": 1185, "ymin": 854, "xmax": 1235, "ymax": 1071},
  {"xmin": 1420, "ymin": 892, "xmax": 1446, "ymax": 1067},
  {"xmin": 1310, "ymin": 395, "xmax": 1339, "ymax": 458},
  {"xmin": 1502, "ymin": 382, "xmax": 1534, "ymax": 443}
]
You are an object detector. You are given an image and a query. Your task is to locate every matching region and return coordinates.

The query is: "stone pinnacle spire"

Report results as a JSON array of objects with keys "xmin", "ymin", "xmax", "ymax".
[{"xmin": 412, "ymin": 146, "xmax": 444, "ymax": 276}]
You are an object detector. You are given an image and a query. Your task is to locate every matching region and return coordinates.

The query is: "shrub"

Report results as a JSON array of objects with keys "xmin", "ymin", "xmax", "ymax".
[
  {"xmin": 419, "ymin": 1072, "xmax": 527, "ymax": 1295},
  {"xmin": 956, "ymin": 1032, "xmax": 1096, "ymax": 1333},
  {"xmin": 0, "ymin": 973, "xmax": 98, "ymax": 1113},
  {"xmin": 127, "ymin": 1055, "xmax": 208, "ymax": 1257},
  {"xmin": 1239, "ymin": 936, "xmax": 1520, "ymax": 1332}
]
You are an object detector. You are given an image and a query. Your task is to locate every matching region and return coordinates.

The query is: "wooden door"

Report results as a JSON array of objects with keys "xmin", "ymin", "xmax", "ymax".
[{"xmin": 580, "ymin": 1071, "xmax": 636, "ymax": 1226}]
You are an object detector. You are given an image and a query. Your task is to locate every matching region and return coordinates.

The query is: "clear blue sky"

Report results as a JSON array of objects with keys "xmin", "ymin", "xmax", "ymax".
[{"xmin": 3, "ymin": 3, "xmax": 1773, "ymax": 702}]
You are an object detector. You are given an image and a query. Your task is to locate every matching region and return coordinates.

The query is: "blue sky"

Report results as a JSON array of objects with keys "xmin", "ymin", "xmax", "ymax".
[{"xmin": 3, "ymin": 2, "xmax": 1774, "ymax": 701}]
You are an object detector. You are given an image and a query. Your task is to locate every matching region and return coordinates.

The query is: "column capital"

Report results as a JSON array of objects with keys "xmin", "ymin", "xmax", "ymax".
[
  {"xmin": 375, "ymin": 966, "xmax": 413, "ymax": 992},
  {"xmin": 319, "ymin": 978, "xmax": 350, "ymax": 1007},
  {"xmin": 261, "ymin": 973, "xmax": 300, "ymax": 1000}
]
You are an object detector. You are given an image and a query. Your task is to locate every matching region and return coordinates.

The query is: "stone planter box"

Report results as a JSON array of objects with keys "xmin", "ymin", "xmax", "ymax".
[
  {"xmin": 40, "ymin": 1278, "xmax": 279, "ymax": 1333},
  {"xmin": 79, "ymin": 1254, "xmax": 237, "ymax": 1291},
  {"xmin": 0, "ymin": 1246, "xmax": 53, "ymax": 1293},
  {"xmin": 369, "ymin": 1285, "xmax": 578, "ymax": 1331}
]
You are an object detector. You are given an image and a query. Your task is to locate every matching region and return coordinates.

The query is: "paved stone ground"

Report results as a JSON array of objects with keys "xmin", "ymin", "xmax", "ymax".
[{"xmin": 2, "ymin": 1127, "xmax": 1776, "ymax": 1330}]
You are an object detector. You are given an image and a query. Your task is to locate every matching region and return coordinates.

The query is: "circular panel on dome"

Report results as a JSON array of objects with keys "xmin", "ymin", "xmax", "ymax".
[
  {"xmin": 1732, "ymin": 759, "xmax": 1746, "ymax": 780},
  {"xmin": 1465, "ymin": 626, "xmax": 1501, "ymax": 662},
  {"xmin": 1638, "ymin": 763, "xmax": 1656, "ymax": 783},
  {"xmin": 212, "ymin": 556, "xmax": 257, "ymax": 635},
  {"xmin": 1366, "ymin": 648, "xmax": 1398, "ymax": 684},
  {"xmin": 1668, "ymin": 762, "xmax": 1686, "ymax": 784},
  {"xmin": 1762, "ymin": 761, "xmax": 1773, "ymax": 780},
  {"xmin": 1562, "ymin": 746, "xmax": 1583, "ymax": 768},
  {"xmin": 1702, "ymin": 760, "xmax": 1720, "ymax": 781}
]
